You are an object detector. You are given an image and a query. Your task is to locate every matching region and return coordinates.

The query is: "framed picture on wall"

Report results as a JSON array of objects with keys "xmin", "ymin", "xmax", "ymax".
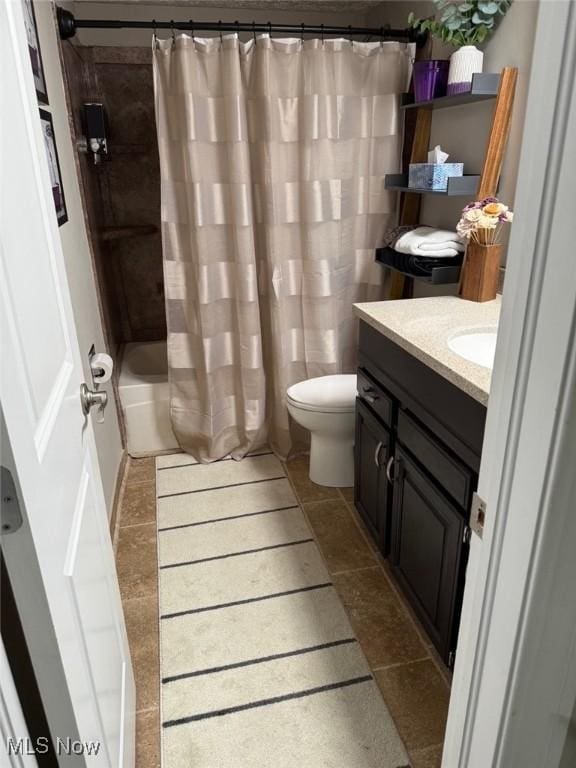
[
  {"xmin": 39, "ymin": 109, "xmax": 68, "ymax": 226},
  {"xmin": 23, "ymin": 0, "xmax": 48, "ymax": 104}
]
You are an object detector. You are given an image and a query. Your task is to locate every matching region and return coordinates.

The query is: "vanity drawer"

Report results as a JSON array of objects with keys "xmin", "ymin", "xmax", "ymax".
[
  {"xmin": 397, "ymin": 409, "xmax": 473, "ymax": 510},
  {"xmin": 357, "ymin": 368, "xmax": 394, "ymax": 428}
]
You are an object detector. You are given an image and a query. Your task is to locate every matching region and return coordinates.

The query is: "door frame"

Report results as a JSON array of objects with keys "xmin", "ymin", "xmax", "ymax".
[{"xmin": 443, "ymin": 1, "xmax": 576, "ymax": 765}]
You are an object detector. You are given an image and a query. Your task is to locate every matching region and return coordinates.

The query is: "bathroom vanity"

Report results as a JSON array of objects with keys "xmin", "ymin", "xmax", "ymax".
[{"xmin": 353, "ymin": 297, "xmax": 500, "ymax": 666}]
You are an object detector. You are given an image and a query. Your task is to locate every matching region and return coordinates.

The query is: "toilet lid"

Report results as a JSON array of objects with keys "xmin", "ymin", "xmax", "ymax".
[{"xmin": 286, "ymin": 374, "xmax": 357, "ymax": 412}]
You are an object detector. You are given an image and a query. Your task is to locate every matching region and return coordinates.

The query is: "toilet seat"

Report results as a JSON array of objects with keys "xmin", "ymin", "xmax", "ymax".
[{"xmin": 286, "ymin": 374, "xmax": 357, "ymax": 413}]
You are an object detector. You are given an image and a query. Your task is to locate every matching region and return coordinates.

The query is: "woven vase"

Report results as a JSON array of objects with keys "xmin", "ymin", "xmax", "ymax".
[
  {"xmin": 459, "ymin": 242, "xmax": 502, "ymax": 302},
  {"xmin": 447, "ymin": 46, "xmax": 484, "ymax": 96}
]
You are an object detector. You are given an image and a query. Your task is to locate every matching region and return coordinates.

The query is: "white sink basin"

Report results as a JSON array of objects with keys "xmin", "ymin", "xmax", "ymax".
[{"xmin": 448, "ymin": 329, "xmax": 498, "ymax": 369}]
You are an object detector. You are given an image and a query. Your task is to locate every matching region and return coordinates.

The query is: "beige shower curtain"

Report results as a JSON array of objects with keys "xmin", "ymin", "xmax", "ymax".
[{"xmin": 153, "ymin": 33, "xmax": 412, "ymax": 461}]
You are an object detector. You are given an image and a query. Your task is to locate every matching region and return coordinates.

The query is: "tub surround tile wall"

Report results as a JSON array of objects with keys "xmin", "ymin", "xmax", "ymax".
[
  {"xmin": 61, "ymin": 41, "xmax": 124, "ymax": 348},
  {"xmin": 61, "ymin": 44, "xmax": 165, "ymax": 346}
]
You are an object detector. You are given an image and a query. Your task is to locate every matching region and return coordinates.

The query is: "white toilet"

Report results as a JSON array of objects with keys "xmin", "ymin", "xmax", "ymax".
[{"xmin": 286, "ymin": 374, "xmax": 357, "ymax": 488}]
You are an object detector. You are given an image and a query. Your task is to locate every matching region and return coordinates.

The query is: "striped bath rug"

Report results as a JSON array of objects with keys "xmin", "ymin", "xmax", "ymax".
[{"xmin": 155, "ymin": 451, "xmax": 410, "ymax": 768}]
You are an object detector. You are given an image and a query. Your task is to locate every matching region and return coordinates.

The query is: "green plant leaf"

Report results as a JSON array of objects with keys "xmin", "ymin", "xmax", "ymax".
[
  {"xmin": 446, "ymin": 16, "xmax": 464, "ymax": 30},
  {"xmin": 459, "ymin": 2, "xmax": 474, "ymax": 10},
  {"xmin": 476, "ymin": 25, "xmax": 489, "ymax": 42},
  {"xmin": 478, "ymin": 1, "xmax": 500, "ymax": 13}
]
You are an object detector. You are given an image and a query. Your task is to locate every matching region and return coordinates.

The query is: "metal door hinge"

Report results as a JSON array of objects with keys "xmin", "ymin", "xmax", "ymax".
[
  {"xmin": 1, "ymin": 467, "xmax": 23, "ymax": 535},
  {"xmin": 448, "ymin": 650, "xmax": 456, "ymax": 668},
  {"xmin": 463, "ymin": 526, "xmax": 472, "ymax": 545},
  {"xmin": 470, "ymin": 491, "xmax": 487, "ymax": 539}
]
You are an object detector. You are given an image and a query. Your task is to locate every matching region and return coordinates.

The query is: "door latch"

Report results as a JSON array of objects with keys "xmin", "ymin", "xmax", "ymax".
[
  {"xmin": 0, "ymin": 466, "xmax": 23, "ymax": 535},
  {"xmin": 470, "ymin": 491, "xmax": 487, "ymax": 539}
]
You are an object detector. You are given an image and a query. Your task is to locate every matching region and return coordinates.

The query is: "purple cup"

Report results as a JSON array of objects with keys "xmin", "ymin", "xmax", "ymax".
[{"xmin": 413, "ymin": 60, "xmax": 450, "ymax": 103}]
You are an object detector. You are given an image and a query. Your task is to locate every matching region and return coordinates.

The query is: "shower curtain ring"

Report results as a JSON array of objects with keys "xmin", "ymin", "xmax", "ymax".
[
  {"xmin": 152, "ymin": 19, "xmax": 158, "ymax": 48},
  {"xmin": 218, "ymin": 20, "xmax": 223, "ymax": 45},
  {"xmin": 268, "ymin": 21, "xmax": 272, "ymax": 39},
  {"xmin": 170, "ymin": 20, "xmax": 176, "ymax": 45},
  {"xmin": 252, "ymin": 21, "xmax": 257, "ymax": 45},
  {"xmin": 300, "ymin": 23, "xmax": 305, "ymax": 43},
  {"xmin": 380, "ymin": 27, "xmax": 384, "ymax": 49},
  {"xmin": 321, "ymin": 24, "xmax": 325, "ymax": 46}
]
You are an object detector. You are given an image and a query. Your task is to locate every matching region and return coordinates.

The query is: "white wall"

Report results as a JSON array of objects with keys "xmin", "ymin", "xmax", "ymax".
[
  {"xmin": 368, "ymin": 0, "xmax": 539, "ymax": 296},
  {"xmin": 71, "ymin": 1, "xmax": 371, "ymax": 46},
  {"xmin": 35, "ymin": 1, "xmax": 123, "ymax": 514}
]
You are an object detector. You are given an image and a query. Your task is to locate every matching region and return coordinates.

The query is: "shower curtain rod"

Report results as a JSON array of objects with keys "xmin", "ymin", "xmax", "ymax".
[{"xmin": 56, "ymin": 7, "xmax": 427, "ymax": 47}]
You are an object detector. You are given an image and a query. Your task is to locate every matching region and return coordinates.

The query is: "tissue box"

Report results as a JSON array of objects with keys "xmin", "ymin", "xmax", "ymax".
[{"xmin": 408, "ymin": 162, "xmax": 464, "ymax": 191}]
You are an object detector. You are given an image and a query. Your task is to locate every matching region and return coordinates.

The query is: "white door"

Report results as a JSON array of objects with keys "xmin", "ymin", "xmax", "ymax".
[{"xmin": 0, "ymin": 2, "xmax": 135, "ymax": 767}]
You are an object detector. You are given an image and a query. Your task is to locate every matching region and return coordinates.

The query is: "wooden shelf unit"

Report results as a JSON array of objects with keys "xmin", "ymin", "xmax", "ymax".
[{"xmin": 387, "ymin": 67, "xmax": 518, "ymax": 294}]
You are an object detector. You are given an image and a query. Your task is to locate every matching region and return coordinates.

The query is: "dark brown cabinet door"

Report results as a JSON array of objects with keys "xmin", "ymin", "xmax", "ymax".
[
  {"xmin": 354, "ymin": 400, "xmax": 392, "ymax": 555},
  {"xmin": 390, "ymin": 446, "xmax": 466, "ymax": 663}
]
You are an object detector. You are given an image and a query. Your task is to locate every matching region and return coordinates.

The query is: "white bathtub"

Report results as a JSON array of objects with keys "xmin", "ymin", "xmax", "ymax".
[{"xmin": 118, "ymin": 341, "xmax": 179, "ymax": 457}]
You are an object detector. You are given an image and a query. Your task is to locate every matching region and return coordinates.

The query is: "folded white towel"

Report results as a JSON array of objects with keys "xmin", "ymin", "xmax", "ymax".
[{"xmin": 395, "ymin": 226, "xmax": 465, "ymax": 258}]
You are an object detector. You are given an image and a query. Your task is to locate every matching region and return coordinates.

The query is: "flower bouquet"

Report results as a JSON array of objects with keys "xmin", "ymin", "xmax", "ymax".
[
  {"xmin": 457, "ymin": 197, "xmax": 513, "ymax": 244},
  {"xmin": 457, "ymin": 197, "xmax": 513, "ymax": 302}
]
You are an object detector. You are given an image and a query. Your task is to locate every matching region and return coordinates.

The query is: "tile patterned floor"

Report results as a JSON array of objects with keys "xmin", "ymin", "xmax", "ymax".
[{"xmin": 114, "ymin": 452, "xmax": 450, "ymax": 768}]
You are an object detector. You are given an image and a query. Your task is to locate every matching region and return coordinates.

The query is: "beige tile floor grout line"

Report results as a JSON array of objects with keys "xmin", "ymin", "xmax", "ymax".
[
  {"xmin": 117, "ymin": 520, "xmax": 158, "ymax": 531},
  {"xmin": 135, "ymin": 705, "xmax": 159, "ymax": 715},
  {"xmin": 371, "ymin": 656, "xmax": 433, "ymax": 674},
  {"xmin": 111, "ymin": 462, "xmax": 130, "ymax": 554},
  {"xmin": 334, "ymin": 563, "xmax": 380, "ymax": 574}
]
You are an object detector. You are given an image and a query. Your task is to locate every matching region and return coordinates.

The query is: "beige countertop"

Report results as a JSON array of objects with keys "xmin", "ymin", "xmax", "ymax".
[{"xmin": 353, "ymin": 296, "xmax": 501, "ymax": 405}]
